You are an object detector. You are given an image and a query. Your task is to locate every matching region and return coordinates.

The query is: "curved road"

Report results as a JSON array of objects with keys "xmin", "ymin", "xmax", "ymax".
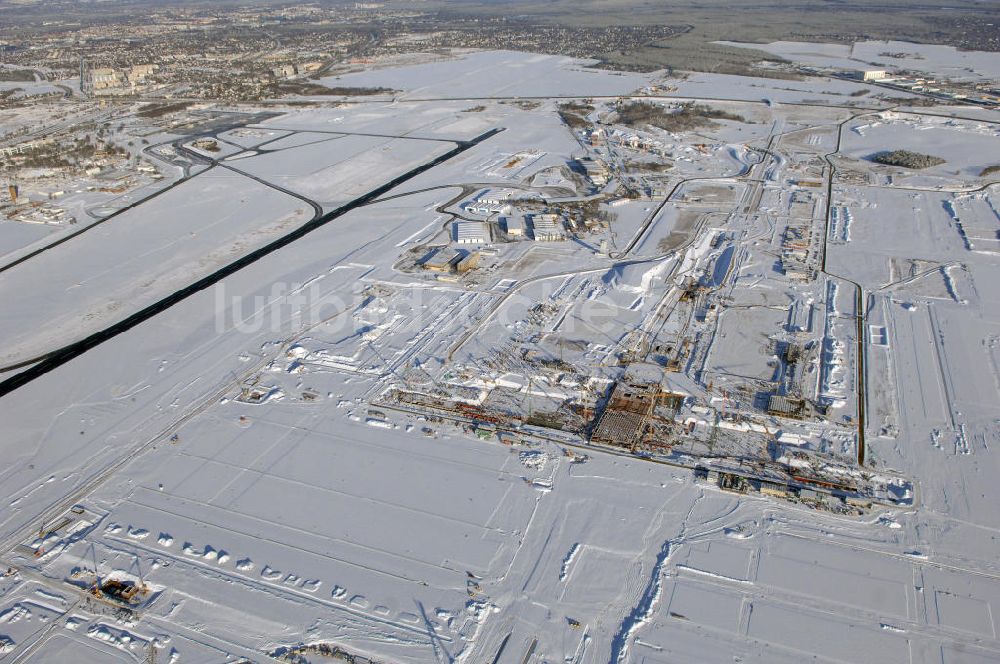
[{"xmin": 0, "ymin": 128, "xmax": 503, "ymax": 397}]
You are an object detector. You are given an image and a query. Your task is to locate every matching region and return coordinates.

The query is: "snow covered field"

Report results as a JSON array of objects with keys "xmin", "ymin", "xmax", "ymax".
[
  {"xmin": 839, "ymin": 113, "xmax": 1000, "ymax": 185},
  {"xmin": 716, "ymin": 40, "xmax": 1000, "ymax": 82},
  {"xmin": 320, "ymin": 50, "xmax": 653, "ymax": 100},
  {"xmin": 1, "ymin": 47, "xmax": 999, "ymax": 664},
  {"xmin": 0, "ymin": 171, "xmax": 313, "ymax": 367}
]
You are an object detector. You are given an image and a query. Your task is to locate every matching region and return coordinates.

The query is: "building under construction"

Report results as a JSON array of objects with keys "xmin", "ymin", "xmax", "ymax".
[{"xmin": 589, "ymin": 376, "xmax": 685, "ymax": 451}]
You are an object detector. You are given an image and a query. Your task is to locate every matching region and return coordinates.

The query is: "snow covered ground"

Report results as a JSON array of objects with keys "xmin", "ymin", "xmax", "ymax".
[
  {"xmin": 0, "ymin": 171, "xmax": 313, "ymax": 367},
  {"xmin": 716, "ymin": 40, "xmax": 1000, "ymax": 82},
  {"xmin": 320, "ymin": 50, "xmax": 654, "ymax": 100},
  {"xmin": 1, "ymin": 48, "xmax": 999, "ymax": 664}
]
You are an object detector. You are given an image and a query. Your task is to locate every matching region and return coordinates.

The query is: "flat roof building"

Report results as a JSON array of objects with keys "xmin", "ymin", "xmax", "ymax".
[
  {"xmin": 478, "ymin": 189, "xmax": 517, "ymax": 207},
  {"xmin": 531, "ymin": 214, "xmax": 565, "ymax": 241},
  {"xmin": 859, "ymin": 69, "xmax": 888, "ymax": 81},
  {"xmin": 455, "ymin": 251, "xmax": 480, "ymax": 273},
  {"xmin": 502, "ymin": 215, "xmax": 525, "ymax": 237},
  {"xmin": 455, "ymin": 221, "xmax": 489, "ymax": 244},
  {"xmin": 464, "ymin": 189, "xmax": 518, "ymax": 216},
  {"xmin": 422, "ymin": 248, "xmax": 462, "ymax": 272},
  {"xmin": 576, "ymin": 157, "xmax": 610, "ymax": 187}
]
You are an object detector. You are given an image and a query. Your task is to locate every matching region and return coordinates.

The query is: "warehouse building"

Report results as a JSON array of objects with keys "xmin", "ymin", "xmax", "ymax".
[
  {"xmin": 455, "ymin": 221, "xmax": 490, "ymax": 244},
  {"xmin": 575, "ymin": 157, "xmax": 611, "ymax": 187},
  {"xmin": 464, "ymin": 189, "xmax": 517, "ymax": 215},
  {"xmin": 530, "ymin": 214, "xmax": 565, "ymax": 241},
  {"xmin": 478, "ymin": 189, "xmax": 517, "ymax": 207},
  {"xmin": 421, "ymin": 248, "xmax": 462, "ymax": 272},
  {"xmin": 455, "ymin": 251, "xmax": 480, "ymax": 273},
  {"xmin": 858, "ymin": 69, "xmax": 888, "ymax": 81},
  {"xmin": 502, "ymin": 215, "xmax": 525, "ymax": 237}
]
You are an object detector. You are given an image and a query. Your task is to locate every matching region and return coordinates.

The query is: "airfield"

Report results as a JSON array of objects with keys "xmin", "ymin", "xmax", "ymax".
[{"xmin": 0, "ymin": 49, "xmax": 999, "ymax": 664}]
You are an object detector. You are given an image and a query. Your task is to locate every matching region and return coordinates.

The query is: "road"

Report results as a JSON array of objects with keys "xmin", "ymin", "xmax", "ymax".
[
  {"xmin": 0, "ymin": 128, "xmax": 503, "ymax": 398},
  {"xmin": 817, "ymin": 108, "xmax": 884, "ymax": 466},
  {"xmin": 0, "ymin": 110, "xmax": 280, "ymax": 277}
]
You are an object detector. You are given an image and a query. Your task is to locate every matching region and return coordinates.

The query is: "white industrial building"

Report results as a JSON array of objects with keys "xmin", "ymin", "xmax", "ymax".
[
  {"xmin": 502, "ymin": 215, "xmax": 525, "ymax": 237},
  {"xmin": 464, "ymin": 188, "xmax": 518, "ymax": 215},
  {"xmin": 455, "ymin": 221, "xmax": 490, "ymax": 244},
  {"xmin": 466, "ymin": 202, "xmax": 506, "ymax": 215},
  {"xmin": 859, "ymin": 69, "xmax": 888, "ymax": 81},
  {"xmin": 478, "ymin": 189, "xmax": 518, "ymax": 207},
  {"xmin": 576, "ymin": 157, "xmax": 610, "ymax": 187}
]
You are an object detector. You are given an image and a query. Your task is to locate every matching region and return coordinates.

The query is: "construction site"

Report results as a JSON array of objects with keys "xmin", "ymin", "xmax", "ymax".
[{"xmin": 6, "ymin": 43, "xmax": 1000, "ymax": 664}]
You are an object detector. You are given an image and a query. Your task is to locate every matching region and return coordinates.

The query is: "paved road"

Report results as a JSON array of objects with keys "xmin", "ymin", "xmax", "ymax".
[{"xmin": 0, "ymin": 128, "xmax": 502, "ymax": 397}]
